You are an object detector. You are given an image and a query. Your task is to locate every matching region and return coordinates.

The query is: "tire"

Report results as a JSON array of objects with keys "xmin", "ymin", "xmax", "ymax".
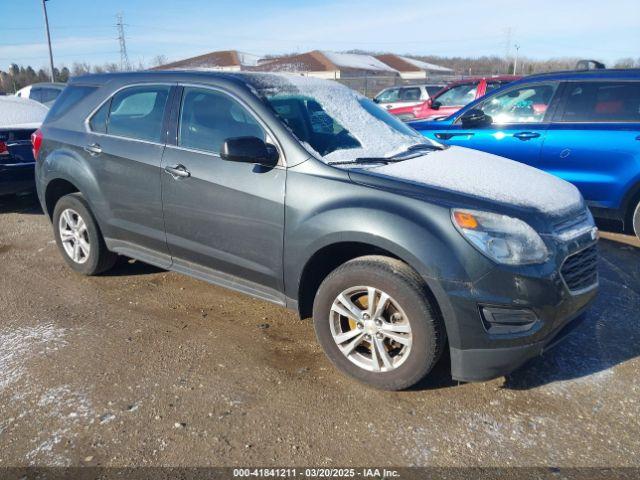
[
  {"xmin": 633, "ymin": 200, "xmax": 640, "ymax": 241},
  {"xmin": 52, "ymin": 193, "xmax": 117, "ymax": 275},
  {"xmin": 312, "ymin": 255, "xmax": 446, "ymax": 390}
]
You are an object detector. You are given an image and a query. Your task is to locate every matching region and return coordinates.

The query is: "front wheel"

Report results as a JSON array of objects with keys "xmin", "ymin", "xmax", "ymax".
[{"xmin": 312, "ymin": 255, "xmax": 446, "ymax": 390}]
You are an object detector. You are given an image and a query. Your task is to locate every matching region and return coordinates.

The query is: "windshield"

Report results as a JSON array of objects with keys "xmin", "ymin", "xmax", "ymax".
[{"xmin": 245, "ymin": 74, "xmax": 434, "ymax": 164}]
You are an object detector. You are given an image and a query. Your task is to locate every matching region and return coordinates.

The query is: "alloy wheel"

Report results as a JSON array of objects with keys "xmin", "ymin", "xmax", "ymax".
[
  {"xmin": 329, "ymin": 286, "xmax": 412, "ymax": 372},
  {"xmin": 58, "ymin": 208, "xmax": 91, "ymax": 264}
]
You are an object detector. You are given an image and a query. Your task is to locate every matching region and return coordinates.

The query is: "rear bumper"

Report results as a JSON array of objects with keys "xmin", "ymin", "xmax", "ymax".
[
  {"xmin": 0, "ymin": 162, "xmax": 35, "ymax": 196},
  {"xmin": 450, "ymin": 308, "xmax": 589, "ymax": 382}
]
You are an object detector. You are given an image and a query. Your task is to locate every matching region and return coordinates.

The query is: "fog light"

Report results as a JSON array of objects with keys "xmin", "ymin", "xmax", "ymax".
[{"xmin": 480, "ymin": 306, "xmax": 539, "ymax": 335}]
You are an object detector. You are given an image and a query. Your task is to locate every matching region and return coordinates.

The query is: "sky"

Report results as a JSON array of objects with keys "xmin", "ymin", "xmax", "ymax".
[{"xmin": 1, "ymin": 0, "xmax": 639, "ymax": 71}]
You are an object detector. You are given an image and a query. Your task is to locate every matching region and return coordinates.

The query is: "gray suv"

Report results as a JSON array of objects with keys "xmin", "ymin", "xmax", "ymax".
[{"xmin": 34, "ymin": 71, "xmax": 598, "ymax": 390}]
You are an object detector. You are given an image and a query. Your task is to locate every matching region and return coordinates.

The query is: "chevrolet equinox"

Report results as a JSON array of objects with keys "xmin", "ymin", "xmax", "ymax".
[{"xmin": 33, "ymin": 72, "xmax": 599, "ymax": 390}]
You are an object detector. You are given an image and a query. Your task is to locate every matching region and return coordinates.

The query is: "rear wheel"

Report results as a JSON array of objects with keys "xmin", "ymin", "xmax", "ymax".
[
  {"xmin": 312, "ymin": 255, "xmax": 446, "ymax": 390},
  {"xmin": 53, "ymin": 193, "xmax": 117, "ymax": 275}
]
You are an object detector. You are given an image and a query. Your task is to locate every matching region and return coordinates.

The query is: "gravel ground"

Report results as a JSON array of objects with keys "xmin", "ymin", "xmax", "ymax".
[{"xmin": 0, "ymin": 193, "xmax": 638, "ymax": 468}]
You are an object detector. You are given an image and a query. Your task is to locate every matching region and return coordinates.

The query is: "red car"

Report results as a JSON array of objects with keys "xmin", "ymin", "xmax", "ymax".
[{"xmin": 388, "ymin": 75, "xmax": 522, "ymax": 121}]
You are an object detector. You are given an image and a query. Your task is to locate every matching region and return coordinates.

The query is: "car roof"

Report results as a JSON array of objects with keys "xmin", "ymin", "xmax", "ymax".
[
  {"xmin": 69, "ymin": 70, "xmax": 275, "ymax": 88},
  {"xmin": 29, "ymin": 82, "xmax": 66, "ymax": 89},
  {"xmin": 510, "ymin": 68, "xmax": 640, "ymax": 83}
]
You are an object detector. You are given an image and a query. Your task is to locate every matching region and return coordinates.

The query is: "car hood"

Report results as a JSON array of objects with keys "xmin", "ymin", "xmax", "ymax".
[{"xmin": 348, "ymin": 146, "xmax": 584, "ymax": 217}]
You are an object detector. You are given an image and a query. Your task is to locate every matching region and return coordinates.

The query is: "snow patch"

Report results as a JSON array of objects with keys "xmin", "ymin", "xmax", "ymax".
[
  {"xmin": 372, "ymin": 146, "xmax": 584, "ymax": 215},
  {"xmin": 247, "ymin": 73, "xmax": 430, "ymax": 163},
  {"xmin": 0, "ymin": 323, "xmax": 67, "ymax": 391},
  {"xmin": 398, "ymin": 56, "xmax": 453, "ymax": 72},
  {"xmin": 0, "ymin": 96, "xmax": 48, "ymax": 129},
  {"xmin": 321, "ymin": 51, "xmax": 398, "ymax": 73},
  {"xmin": 26, "ymin": 385, "xmax": 95, "ymax": 466}
]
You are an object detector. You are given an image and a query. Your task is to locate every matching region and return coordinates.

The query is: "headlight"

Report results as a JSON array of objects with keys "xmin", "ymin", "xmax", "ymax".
[{"xmin": 452, "ymin": 209, "xmax": 549, "ymax": 265}]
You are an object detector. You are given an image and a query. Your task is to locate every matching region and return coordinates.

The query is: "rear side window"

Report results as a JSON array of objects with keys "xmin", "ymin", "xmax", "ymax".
[
  {"xmin": 46, "ymin": 85, "xmax": 97, "ymax": 122},
  {"xmin": 561, "ymin": 81, "xmax": 640, "ymax": 123},
  {"xmin": 96, "ymin": 85, "xmax": 171, "ymax": 143}
]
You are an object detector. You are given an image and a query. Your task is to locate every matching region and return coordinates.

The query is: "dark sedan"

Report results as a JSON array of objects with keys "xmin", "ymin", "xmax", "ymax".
[{"xmin": 0, "ymin": 96, "xmax": 47, "ymax": 196}]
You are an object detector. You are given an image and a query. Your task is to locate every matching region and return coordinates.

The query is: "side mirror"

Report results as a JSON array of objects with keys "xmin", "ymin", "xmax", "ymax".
[
  {"xmin": 460, "ymin": 109, "xmax": 493, "ymax": 127},
  {"xmin": 372, "ymin": 97, "xmax": 380, "ymax": 104},
  {"xmin": 220, "ymin": 136, "xmax": 279, "ymax": 167},
  {"xmin": 430, "ymin": 100, "xmax": 442, "ymax": 110}
]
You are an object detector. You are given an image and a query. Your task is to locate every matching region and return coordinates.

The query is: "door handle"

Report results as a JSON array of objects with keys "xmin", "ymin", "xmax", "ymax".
[
  {"xmin": 513, "ymin": 131, "xmax": 541, "ymax": 141},
  {"xmin": 164, "ymin": 164, "xmax": 191, "ymax": 179},
  {"xmin": 84, "ymin": 143, "xmax": 102, "ymax": 155},
  {"xmin": 434, "ymin": 132, "xmax": 474, "ymax": 140},
  {"xmin": 635, "ymin": 135, "xmax": 640, "ymax": 141}
]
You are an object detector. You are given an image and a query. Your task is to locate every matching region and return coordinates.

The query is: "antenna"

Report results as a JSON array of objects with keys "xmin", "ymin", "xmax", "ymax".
[{"xmin": 116, "ymin": 12, "xmax": 131, "ymax": 71}]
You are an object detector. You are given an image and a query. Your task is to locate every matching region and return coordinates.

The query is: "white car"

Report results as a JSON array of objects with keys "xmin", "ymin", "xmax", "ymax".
[
  {"xmin": 15, "ymin": 82, "xmax": 65, "ymax": 107},
  {"xmin": 373, "ymin": 84, "xmax": 445, "ymax": 110}
]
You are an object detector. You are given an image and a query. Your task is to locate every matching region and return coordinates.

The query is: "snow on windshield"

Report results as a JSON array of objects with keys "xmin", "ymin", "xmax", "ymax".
[
  {"xmin": 245, "ymin": 73, "xmax": 434, "ymax": 163},
  {"xmin": 374, "ymin": 146, "xmax": 583, "ymax": 215},
  {"xmin": 0, "ymin": 96, "xmax": 48, "ymax": 129}
]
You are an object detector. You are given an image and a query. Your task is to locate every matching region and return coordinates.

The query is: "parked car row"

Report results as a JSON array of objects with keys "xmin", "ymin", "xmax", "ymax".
[
  {"xmin": 409, "ymin": 69, "xmax": 640, "ymax": 240},
  {"xmin": 25, "ymin": 70, "xmax": 600, "ymax": 391},
  {"xmin": 386, "ymin": 76, "xmax": 521, "ymax": 121},
  {"xmin": 373, "ymin": 84, "xmax": 445, "ymax": 111}
]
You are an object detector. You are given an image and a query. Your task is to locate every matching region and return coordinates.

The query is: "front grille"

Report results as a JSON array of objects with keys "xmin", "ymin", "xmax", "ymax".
[{"xmin": 561, "ymin": 244, "xmax": 598, "ymax": 293}]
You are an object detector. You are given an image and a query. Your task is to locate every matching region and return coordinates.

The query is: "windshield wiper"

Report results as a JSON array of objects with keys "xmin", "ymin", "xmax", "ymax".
[
  {"xmin": 327, "ymin": 143, "xmax": 444, "ymax": 166},
  {"xmin": 328, "ymin": 157, "xmax": 405, "ymax": 166},
  {"xmin": 390, "ymin": 143, "xmax": 444, "ymax": 159}
]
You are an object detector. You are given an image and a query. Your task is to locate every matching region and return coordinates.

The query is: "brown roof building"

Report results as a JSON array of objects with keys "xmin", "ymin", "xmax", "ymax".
[
  {"xmin": 152, "ymin": 50, "xmax": 260, "ymax": 71},
  {"xmin": 375, "ymin": 54, "xmax": 452, "ymax": 79},
  {"xmin": 254, "ymin": 50, "xmax": 399, "ymax": 79}
]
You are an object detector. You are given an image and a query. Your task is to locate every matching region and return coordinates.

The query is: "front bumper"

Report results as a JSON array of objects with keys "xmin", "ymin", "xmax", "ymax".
[
  {"xmin": 450, "ymin": 308, "xmax": 590, "ymax": 382},
  {"xmin": 434, "ymin": 228, "xmax": 598, "ymax": 382}
]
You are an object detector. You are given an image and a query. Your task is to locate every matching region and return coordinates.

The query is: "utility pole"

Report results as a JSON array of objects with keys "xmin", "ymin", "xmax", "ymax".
[
  {"xmin": 116, "ymin": 12, "xmax": 131, "ymax": 71},
  {"xmin": 41, "ymin": 0, "xmax": 55, "ymax": 82},
  {"xmin": 513, "ymin": 44, "xmax": 520, "ymax": 75}
]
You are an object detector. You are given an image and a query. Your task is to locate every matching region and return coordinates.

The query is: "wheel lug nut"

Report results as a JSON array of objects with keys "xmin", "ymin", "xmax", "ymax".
[
  {"xmin": 376, "ymin": 332, "xmax": 383, "ymax": 339},
  {"xmin": 356, "ymin": 322, "xmax": 364, "ymax": 329},
  {"xmin": 374, "ymin": 319, "xmax": 382, "ymax": 326},
  {"xmin": 364, "ymin": 334, "xmax": 371, "ymax": 341},
  {"xmin": 362, "ymin": 313, "xmax": 370, "ymax": 320}
]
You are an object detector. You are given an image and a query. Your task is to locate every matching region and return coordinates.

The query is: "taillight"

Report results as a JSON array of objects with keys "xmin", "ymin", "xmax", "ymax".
[
  {"xmin": 0, "ymin": 140, "xmax": 8, "ymax": 156},
  {"xmin": 31, "ymin": 129, "xmax": 43, "ymax": 161}
]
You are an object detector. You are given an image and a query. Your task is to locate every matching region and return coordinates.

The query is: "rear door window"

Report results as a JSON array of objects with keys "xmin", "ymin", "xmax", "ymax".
[
  {"xmin": 106, "ymin": 85, "xmax": 171, "ymax": 142},
  {"xmin": 560, "ymin": 81, "xmax": 640, "ymax": 122}
]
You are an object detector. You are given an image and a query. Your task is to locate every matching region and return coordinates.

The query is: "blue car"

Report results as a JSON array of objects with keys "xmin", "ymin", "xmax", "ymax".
[{"xmin": 409, "ymin": 69, "xmax": 640, "ymax": 239}]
